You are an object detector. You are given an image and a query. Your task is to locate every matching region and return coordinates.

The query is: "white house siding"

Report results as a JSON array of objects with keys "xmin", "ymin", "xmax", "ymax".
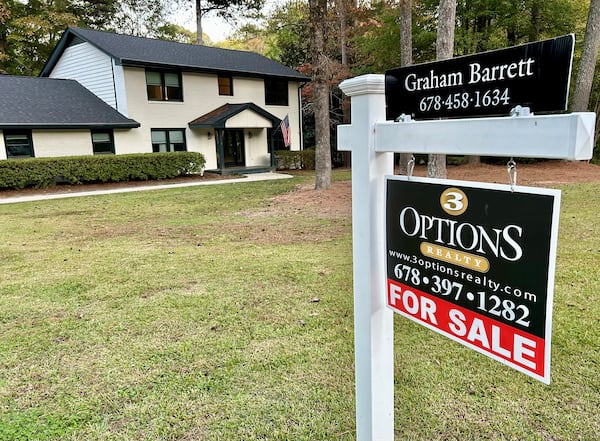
[
  {"xmin": 245, "ymin": 129, "xmax": 271, "ymax": 166},
  {"xmin": 33, "ymin": 130, "xmax": 92, "ymax": 157},
  {"xmin": 121, "ymin": 67, "xmax": 303, "ymax": 168},
  {"xmin": 288, "ymin": 82, "xmax": 303, "ymax": 151},
  {"xmin": 50, "ymin": 42, "xmax": 117, "ymax": 109},
  {"xmin": 226, "ymin": 110, "xmax": 272, "ymax": 128},
  {"xmin": 186, "ymin": 130, "xmax": 216, "ymax": 169},
  {"xmin": 112, "ymin": 63, "xmax": 129, "ymax": 116},
  {"xmin": 112, "ymin": 128, "xmax": 148, "ymax": 156}
]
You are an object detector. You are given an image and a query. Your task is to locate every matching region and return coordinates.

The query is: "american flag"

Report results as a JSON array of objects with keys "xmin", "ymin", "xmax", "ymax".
[{"xmin": 280, "ymin": 115, "xmax": 291, "ymax": 148}]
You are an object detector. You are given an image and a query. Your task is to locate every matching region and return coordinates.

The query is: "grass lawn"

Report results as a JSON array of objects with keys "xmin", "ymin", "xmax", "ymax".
[{"xmin": 0, "ymin": 171, "xmax": 598, "ymax": 440}]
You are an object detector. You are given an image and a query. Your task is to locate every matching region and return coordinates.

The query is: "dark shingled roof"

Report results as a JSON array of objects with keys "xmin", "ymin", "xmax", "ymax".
[
  {"xmin": 0, "ymin": 76, "xmax": 140, "ymax": 129},
  {"xmin": 189, "ymin": 103, "xmax": 280, "ymax": 129},
  {"xmin": 41, "ymin": 27, "xmax": 310, "ymax": 82}
]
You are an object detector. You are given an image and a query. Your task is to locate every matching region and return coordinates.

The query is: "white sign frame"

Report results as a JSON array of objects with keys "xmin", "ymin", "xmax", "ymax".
[{"xmin": 337, "ymin": 74, "xmax": 596, "ymax": 441}]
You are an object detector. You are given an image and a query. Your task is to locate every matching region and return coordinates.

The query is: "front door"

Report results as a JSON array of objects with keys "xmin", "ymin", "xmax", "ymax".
[{"xmin": 222, "ymin": 129, "xmax": 245, "ymax": 167}]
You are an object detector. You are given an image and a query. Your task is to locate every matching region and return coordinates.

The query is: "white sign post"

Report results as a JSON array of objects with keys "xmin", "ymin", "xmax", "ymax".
[
  {"xmin": 337, "ymin": 74, "xmax": 595, "ymax": 441},
  {"xmin": 338, "ymin": 75, "xmax": 395, "ymax": 441}
]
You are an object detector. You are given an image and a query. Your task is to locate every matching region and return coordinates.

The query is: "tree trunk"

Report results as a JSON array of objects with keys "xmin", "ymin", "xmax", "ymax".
[
  {"xmin": 310, "ymin": 0, "xmax": 332, "ymax": 190},
  {"xmin": 338, "ymin": 0, "xmax": 347, "ymax": 66},
  {"xmin": 436, "ymin": 0, "xmax": 456, "ymax": 60},
  {"xmin": 529, "ymin": 0, "xmax": 541, "ymax": 42},
  {"xmin": 196, "ymin": 0, "xmax": 204, "ymax": 45},
  {"xmin": 398, "ymin": 0, "xmax": 413, "ymax": 175},
  {"xmin": 399, "ymin": 0, "xmax": 412, "ymax": 67},
  {"xmin": 572, "ymin": 0, "xmax": 600, "ymax": 112},
  {"xmin": 428, "ymin": 0, "xmax": 455, "ymax": 178}
]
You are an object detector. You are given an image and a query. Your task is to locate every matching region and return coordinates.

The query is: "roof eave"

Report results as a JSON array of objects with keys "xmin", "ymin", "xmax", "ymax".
[
  {"xmin": 121, "ymin": 59, "xmax": 310, "ymax": 82},
  {"xmin": 39, "ymin": 28, "xmax": 73, "ymax": 77},
  {"xmin": 0, "ymin": 122, "xmax": 140, "ymax": 130},
  {"xmin": 188, "ymin": 122, "xmax": 226, "ymax": 129}
]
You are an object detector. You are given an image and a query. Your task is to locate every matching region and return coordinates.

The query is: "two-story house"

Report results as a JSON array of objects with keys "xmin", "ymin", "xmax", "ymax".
[{"xmin": 0, "ymin": 27, "xmax": 309, "ymax": 173}]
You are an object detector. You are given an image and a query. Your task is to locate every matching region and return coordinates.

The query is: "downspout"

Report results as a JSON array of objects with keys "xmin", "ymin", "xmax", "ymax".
[
  {"xmin": 270, "ymin": 123, "xmax": 275, "ymax": 169},
  {"xmin": 298, "ymin": 84, "xmax": 304, "ymax": 151}
]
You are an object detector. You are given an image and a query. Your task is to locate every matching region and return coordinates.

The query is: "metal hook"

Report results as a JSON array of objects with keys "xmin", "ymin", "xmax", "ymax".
[
  {"xmin": 507, "ymin": 158, "xmax": 517, "ymax": 191},
  {"xmin": 407, "ymin": 155, "xmax": 415, "ymax": 179}
]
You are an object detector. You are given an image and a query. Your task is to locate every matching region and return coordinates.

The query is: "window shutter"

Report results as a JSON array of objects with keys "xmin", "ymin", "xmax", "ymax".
[
  {"xmin": 145, "ymin": 71, "xmax": 162, "ymax": 86},
  {"xmin": 164, "ymin": 73, "xmax": 180, "ymax": 87}
]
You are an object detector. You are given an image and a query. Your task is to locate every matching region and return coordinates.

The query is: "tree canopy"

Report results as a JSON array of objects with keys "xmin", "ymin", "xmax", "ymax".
[{"xmin": 0, "ymin": 0, "xmax": 598, "ymax": 158}]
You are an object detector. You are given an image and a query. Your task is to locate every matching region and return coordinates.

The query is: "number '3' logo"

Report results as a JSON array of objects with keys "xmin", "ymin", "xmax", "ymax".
[{"xmin": 440, "ymin": 187, "xmax": 468, "ymax": 216}]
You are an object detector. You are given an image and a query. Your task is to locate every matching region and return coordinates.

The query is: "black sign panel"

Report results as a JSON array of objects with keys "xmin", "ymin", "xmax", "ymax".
[
  {"xmin": 385, "ymin": 34, "xmax": 574, "ymax": 120},
  {"xmin": 385, "ymin": 177, "xmax": 560, "ymax": 383}
]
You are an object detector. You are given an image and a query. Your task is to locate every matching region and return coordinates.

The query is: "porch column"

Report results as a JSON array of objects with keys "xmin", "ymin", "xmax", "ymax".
[
  {"xmin": 269, "ymin": 126, "xmax": 275, "ymax": 169},
  {"xmin": 216, "ymin": 128, "xmax": 225, "ymax": 174}
]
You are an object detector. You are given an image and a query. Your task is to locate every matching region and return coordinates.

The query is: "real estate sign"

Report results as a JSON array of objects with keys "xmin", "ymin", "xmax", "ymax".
[
  {"xmin": 386, "ymin": 176, "xmax": 561, "ymax": 384},
  {"xmin": 385, "ymin": 34, "xmax": 574, "ymax": 120}
]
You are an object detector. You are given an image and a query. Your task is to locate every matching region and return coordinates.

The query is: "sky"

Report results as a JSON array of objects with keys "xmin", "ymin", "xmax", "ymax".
[{"xmin": 171, "ymin": 0, "xmax": 284, "ymax": 42}]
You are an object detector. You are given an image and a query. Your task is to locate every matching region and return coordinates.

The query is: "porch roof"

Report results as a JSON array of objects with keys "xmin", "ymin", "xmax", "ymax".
[{"xmin": 188, "ymin": 103, "xmax": 281, "ymax": 129}]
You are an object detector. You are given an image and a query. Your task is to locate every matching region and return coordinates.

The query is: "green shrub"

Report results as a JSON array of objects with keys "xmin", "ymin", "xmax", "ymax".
[
  {"xmin": 274, "ymin": 149, "xmax": 315, "ymax": 170},
  {"xmin": 0, "ymin": 152, "xmax": 206, "ymax": 190}
]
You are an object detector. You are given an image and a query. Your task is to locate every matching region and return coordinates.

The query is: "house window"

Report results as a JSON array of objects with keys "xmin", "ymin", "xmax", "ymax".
[
  {"xmin": 4, "ymin": 130, "xmax": 34, "ymax": 158},
  {"xmin": 91, "ymin": 130, "xmax": 114, "ymax": 154},
  {"xmin": 145, "ymin": 70, "xmax": 183, "ymax": 101},
  {"xmin": 265, "ymin": 79, "xmax": 288, "ymax": 106},
  {"xmin": 151, "ymin": 129, "xmax": 187, "ymax": 152},
  {"xmin": 218, "ymin": 75, "xmax": 233, "ymax": 96}
]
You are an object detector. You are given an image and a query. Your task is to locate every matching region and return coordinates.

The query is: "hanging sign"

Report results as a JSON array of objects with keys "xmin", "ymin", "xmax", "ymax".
[
  {"xmin": 386, "ymin": 176, "xmax": 561, "ymax": 384},
  {"xmin": 385, "ymin": 34, "xmax": 574, "ymax": 120}
]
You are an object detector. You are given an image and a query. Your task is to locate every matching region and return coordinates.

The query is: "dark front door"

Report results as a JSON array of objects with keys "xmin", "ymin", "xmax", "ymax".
[{"xmin": 222, "ymin": 129, "xmax": 245, "ymax": 167}]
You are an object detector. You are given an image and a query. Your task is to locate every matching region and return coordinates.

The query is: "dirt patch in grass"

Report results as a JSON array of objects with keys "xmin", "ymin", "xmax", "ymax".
[
  {"xmin": 442, "ymin": 160, "xmax": 600, "ymax": 186},
  {"xmin": 268, "ymin": 160, "xmax": 600, "ymax": 219},
  {"xmin": 238, "ymin": 161, "xmax": 600, "ymax": 245}
]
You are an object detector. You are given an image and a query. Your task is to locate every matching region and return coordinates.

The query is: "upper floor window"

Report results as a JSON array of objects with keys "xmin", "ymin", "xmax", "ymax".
[
  {"xmin": 4, "ymin": 130, "xmax": 34, "ymax": 158},
  {"xmin": 218, "ymin": 75, "xmax": 233, "ymax": 96},
  {"xmin": 91, "ymin": 130, "xmax": 114, "ymax": 154},
  {"xmin": 151, "ymin": 129, "xmax": 187, "ymax": 152},
  {"xmin": 265, "ymin": 79, "xmax": 288, "ymax": 106},
  {"xmin": 145, "ymin": 70, "xmax": 183, "ymax": 101}
]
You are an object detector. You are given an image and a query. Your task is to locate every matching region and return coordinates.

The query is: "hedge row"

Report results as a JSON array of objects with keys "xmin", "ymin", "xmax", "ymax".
[
  {"xmin": 274, "ymin": 149, "xmax": 315, "ymax": 170},
  {"xmin": 0, "ymin": 152, "xmax": 206, "ymax": 190}
]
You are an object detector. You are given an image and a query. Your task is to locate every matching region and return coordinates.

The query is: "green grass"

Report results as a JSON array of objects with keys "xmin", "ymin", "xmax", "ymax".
[{"xmin": 0, "ymin": 173, "xmax": 598, "ymax": 440}]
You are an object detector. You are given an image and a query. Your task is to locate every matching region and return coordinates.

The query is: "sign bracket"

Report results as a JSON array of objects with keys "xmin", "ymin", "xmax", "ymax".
[
  {"xmin": 509, "ymin": 105, "xmax": 531, "ymax": 117},
  {"xmin": 339, "ymin": 111, "xmax": 596, "ymax": 160}
]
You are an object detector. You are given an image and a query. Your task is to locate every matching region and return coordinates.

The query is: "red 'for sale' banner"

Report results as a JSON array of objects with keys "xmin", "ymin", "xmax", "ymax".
[{"xmin": 388, "ymin": 279, "xmax": 546, "ymax": 378}]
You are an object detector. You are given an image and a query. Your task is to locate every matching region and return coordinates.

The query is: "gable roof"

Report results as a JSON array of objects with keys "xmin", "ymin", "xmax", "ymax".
[
  {"xmin": 0, "ymin": 76, "xmax": 140, "ymax": 129},
  {"xmin": 189, "ymin": 103, "xmax": 280, "ymax": 129},
  {"xmin": 41, "ymin": 27, "xmax": 310, "ymax": 82}
]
